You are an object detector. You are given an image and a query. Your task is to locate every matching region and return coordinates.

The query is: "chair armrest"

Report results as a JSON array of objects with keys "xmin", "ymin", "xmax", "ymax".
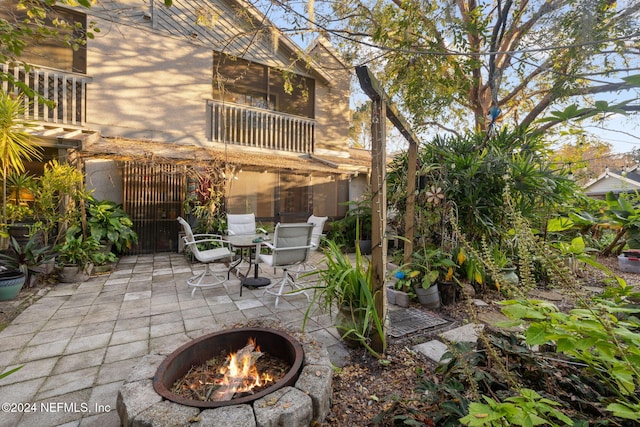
[
  {"xmin": 192, "ymin": 233, "xmax": 225, "ymax": 239},
  {"xmin": 183, "ymin": 236, "xmax": 232, "ymax": 249},
  {"xmin": 261, "ymin": 241, "xmax": 276, "ymax": 250},
  {"xmin": 268, "ymin": 244, "xmax": 314, "ymax": 252}
]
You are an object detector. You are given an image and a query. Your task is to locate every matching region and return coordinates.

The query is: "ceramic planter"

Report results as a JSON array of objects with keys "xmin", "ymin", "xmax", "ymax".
[{"xmin": 0, "ymin": 271, "xmax": 26, "ymax": 301}]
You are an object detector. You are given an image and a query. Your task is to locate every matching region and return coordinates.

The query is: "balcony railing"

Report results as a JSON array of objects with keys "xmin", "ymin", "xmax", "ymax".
[
  {"xmin": 1, "ymin": 64, "xmax": 90, "ymax": 125},
  {"xmin": 206, "ymin": 99, "xmax": 315, "ymax": 154}
]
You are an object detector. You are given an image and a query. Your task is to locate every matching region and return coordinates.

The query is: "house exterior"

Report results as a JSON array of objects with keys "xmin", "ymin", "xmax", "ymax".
[
  {"xmin": 1, "ymin": 0, "xmax": 370, "ymax": 254},
  {"xmin": 584, "ymin": 166, "xmax": 640, "ymax": 199}
]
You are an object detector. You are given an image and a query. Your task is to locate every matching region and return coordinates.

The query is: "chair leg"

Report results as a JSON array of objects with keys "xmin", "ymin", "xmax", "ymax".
[
  {"xmin": 264, "ymin": 268, "xmax": 310, "ymax": 307},
  {"xmin": 187, "ymin": 263, "xmax": 226, "ymax": 297}
]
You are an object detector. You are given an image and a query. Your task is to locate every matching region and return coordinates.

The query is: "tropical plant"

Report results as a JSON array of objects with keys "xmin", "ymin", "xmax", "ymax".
[
  {"xmin": 327, "ymin": 198, "xmax": 372, "ymax": 251},
  {"xmin": 86, "ymin": 197, "xmax": 137, "ymax": 253},
  {"xmin": 460, "ymin": 389, "xmax": 574, "ymax": 426},
  {"xmin": 54, "ymin": 229, "xmax": 102, "ymax": 268},
  {"xmin": 0, "ymin": 234, "xmax": 52, "ymax": 286},
  {"xmin": 392, "ymin": 268, "xmax": 418, "ymax": 294},
  {"xmin": 388, "ymin": 128, "xmax": 578, "ymax": 249},
  {"xmin": 302, "ymin": 238, "xmax": 386, "ymax": 358},
  {"xmin": 0, "ymin": 92, "xmax": 42, "ymax": 235},
  {"xmin": 90, "ymin": 250, "xmax": 117, "ymax": 267},
  {"xmin": 32, "ymin": 160, "xmax": 90, "ymax": 247},
  {"xmin": 411, "ymin": 246, "xmax": 457, "ymax": 289},
  {"xmin": 601, "ymin": 191, "xmax": 640, "ymax": 251},
  {"xmin": 499, "ymin": 287, "xmax": 640, "ymax": 423}
]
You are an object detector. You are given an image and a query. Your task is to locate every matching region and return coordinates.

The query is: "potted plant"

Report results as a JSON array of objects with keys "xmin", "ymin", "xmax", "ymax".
[
  {"xmin": 86, "ymin": 197, "xmax": 138, "ymax": 254},
  {"xmin": 0, "ymin": 234, "xmax": 54, "ymax": 287},
  {"xmin": 390, "ymin": 268, "xmax": 418, "ymax": 307},
  {"xmin": 0, "ymin": 92, "xmax": 42, "ymax": 246},
  {"xmin": 54, "ymin": 229, "xmax": 102, "ymax": 282},
  {"xmin": 302, "ymin": 238, "xmax": 386, "ymax": 358},
  {"xmin": 90, "ymin": 250, "xmax": 118, "ymax": 273},
  {"xmin": 0, "ymin": 264, "xmax": 26, "ymax": 301},
  {"xmin": 411, "ymin": 247, "xmax": 457, "ymax": 308}
]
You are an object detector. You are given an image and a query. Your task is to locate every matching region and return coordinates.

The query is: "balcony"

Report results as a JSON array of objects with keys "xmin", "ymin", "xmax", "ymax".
[
  {"xmin": 1, "ymin": 64, "xmax": 90, "ymax": 125},
  {"xmin": 206, "ymin": 99, "xmax": 315, "ymax": 154}
]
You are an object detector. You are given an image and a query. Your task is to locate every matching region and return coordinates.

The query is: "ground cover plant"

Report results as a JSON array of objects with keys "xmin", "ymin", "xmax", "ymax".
[{"xmin": 323, "ymin": 126, "xmax": 640, "ymax": 425}]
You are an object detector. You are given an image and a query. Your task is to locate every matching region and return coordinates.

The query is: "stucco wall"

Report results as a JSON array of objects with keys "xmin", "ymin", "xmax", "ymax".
[
  {"xmin": 309, "ymin": 42, "xmax": 351, "ymax": 157},
  {"xmin": 85, "ymin": 159, "xmax": 123, "ymax": 204},
  {"xmin": 85, "ymin": 17, "xmax": 212, "ymax": 144}
]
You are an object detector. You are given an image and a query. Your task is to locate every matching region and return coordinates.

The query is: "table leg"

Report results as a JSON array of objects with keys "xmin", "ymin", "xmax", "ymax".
[{"xmin": 241, "ymin": 243, "xmax": 271, "ymax": 290}]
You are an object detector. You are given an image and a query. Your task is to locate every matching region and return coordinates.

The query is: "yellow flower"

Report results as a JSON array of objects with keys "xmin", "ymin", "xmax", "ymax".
[
  {"xmin": 457, "ymin": 249, "xmax": 467, "ymax": 265},
  {"xmin": 445, "ymin": 266, "xmax": 454, "ymax": 281}
]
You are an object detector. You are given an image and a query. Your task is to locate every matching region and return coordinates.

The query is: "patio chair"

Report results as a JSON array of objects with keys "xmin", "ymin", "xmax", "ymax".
[
  {"xmin": 177, "ymin": 217, "xmax": 234, "ymax": 297},
  {"xmin": 226, "ymin": 213, "xmax": 268, "ymax": 277},
  {"xmin": 308, "ymin": 215, "xmax": 329, "ymax": 250},
  {"xmin": 226, "ymin": 213, "xmax": 267, "ymax": 235},
  {"xmin": 295, "ymin": 215, "xmax": 328, "ymax": 277},
  {"xmin": 258, "ymin": 223, "xmax": 314, "ymax": 307}
]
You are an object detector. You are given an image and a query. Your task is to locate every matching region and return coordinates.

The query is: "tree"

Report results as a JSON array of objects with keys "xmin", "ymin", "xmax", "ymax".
[
  {"xmin": 551, "ymin": 136, "xmax": 633, "ymax": 184},
  {"xmin": 268, "ymin": 0, "xmax": 640, "ymax": 139}
]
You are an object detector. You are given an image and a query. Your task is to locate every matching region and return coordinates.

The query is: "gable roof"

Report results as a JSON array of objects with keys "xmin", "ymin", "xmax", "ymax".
[
  {"xmin": 86, "ymin": 0, "xmax": 332, "ymax": 83},
  {"xmin": 584, "ymin": 165, "xmax": 640, "ymax": 197}
]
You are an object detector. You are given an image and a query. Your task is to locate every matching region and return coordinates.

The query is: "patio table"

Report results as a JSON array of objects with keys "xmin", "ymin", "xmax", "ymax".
[{"xmin": 227, "ymin": 234, "xmax": 271, "ymax": 294}]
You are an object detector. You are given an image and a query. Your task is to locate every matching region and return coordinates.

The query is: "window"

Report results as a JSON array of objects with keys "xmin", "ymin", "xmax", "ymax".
[{"xmin": 0, "ymin": 2, "xmax": 87, "ymax": 73}]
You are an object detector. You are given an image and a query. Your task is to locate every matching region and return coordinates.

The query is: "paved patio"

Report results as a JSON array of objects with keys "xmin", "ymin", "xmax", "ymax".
[{"xmin": 0, "ymin": 251, "xmax": 349, "ymax": 426}]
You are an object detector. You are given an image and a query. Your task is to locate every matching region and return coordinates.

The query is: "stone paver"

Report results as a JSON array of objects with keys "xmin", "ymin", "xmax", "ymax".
[{"xmin": 0, "ymin": 252, "xmax": 342, "ymax": 426}]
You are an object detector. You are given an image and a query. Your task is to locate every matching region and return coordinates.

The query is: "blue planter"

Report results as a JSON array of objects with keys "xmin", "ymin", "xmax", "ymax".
[{"xmin": 0, "ymin": 271, "xmax": 26, "ymax": 301}]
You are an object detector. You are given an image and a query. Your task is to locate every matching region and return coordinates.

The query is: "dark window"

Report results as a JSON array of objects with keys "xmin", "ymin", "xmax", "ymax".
[{"xmin": 0, "ymin": 2, "xmax": 87, "ymax": 73}]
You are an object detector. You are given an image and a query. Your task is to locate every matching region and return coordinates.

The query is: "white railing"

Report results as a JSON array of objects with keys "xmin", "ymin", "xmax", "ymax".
[
  {"xmin": 1, "ymin": 64, "xmax": 90, "ymax": 125},
  {"xmin": 206, "ymin": 100, "xmax": 315, "ymax": 154}
]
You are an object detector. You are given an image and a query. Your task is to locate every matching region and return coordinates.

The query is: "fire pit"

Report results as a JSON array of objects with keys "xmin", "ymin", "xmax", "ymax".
[
  {"xmin": 153, "ymin": 327, "xmax": 304, "ymax": 408},
  {"xmin": 117, "ymin": 325, "xmax": 333, "ymax": 426}
]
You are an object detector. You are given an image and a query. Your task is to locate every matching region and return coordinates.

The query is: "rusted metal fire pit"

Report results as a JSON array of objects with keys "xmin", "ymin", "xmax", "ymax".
[{"xmin": 152, "ymin": 327, "xmax": 304, "ymax": 408}]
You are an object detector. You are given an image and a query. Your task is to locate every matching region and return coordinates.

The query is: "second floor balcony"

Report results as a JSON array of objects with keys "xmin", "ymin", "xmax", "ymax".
[
  {"xmin": 1, "ymin": 64, "xmax": 90, "ymax": 126},
  {"xmin": 206, "ymin": 99, "xmax": 316, "ymax": 154}
]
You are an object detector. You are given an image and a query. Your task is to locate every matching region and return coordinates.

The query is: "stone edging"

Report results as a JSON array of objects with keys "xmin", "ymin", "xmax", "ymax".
[{"xmin": 116, "ymin": 331, "xmax": 333, "ymax": 427}]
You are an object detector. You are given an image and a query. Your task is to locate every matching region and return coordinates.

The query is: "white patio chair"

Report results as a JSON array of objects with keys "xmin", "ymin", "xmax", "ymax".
[
  {"xmin": 258, "ymin": 223, "xmax": 314, "ymax": 307},
  {"xmin": 226, "ymin": 213, "xmax": 267, "ymax": 235},
  {"xmin": 308, "ymin": 215, "xmax": 329, "ymax": 250},
  {"xmin": 177, "ymin": 217, "xmax": 234, "ymax": 297},
  {"xmin": 295, "ymin": 215, "xmax": 328, "ymax": 277},
  {"xmin": 226, "ymin": 213, "xmax": 268, "ymax": 277}
]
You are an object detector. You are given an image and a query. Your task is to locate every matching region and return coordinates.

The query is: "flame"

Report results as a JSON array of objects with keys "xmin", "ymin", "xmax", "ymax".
[{"xmin": 213, "ymin": 337, "xmax": 274, "ymax": 400}]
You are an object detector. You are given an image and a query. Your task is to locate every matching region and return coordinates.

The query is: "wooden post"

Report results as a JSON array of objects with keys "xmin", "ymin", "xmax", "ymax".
[
  {"xmin": 404, "ymin": 142, "xmax": 417, "ymax": 265},
  {"xmin": 370, "ymin": 97, "xmax": 387, "ymax": 354}
]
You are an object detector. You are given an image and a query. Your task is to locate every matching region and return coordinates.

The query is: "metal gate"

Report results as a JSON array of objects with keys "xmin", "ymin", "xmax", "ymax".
[{"xmin": 123, "ymin": 162, "xmax": 186, "ymax": 254}]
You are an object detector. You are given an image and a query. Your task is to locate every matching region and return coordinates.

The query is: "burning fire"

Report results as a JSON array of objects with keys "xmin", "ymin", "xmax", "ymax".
[{"xmin": 212, "ymin": 337, "xmax": 274, "ymax": 401}]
